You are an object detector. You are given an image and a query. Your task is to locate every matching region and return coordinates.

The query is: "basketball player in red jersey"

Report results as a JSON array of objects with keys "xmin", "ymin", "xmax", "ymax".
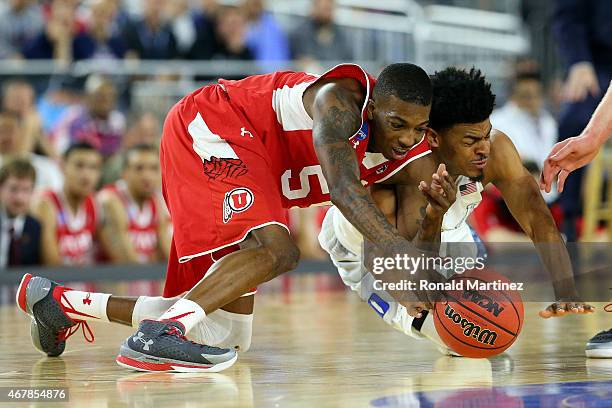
[
  {"xmin": 32, "ymin": 142, "xmax": 102, "ymax": 266},
  {"xmin": 19, "ymin": 63, "xmax": 447, "ymax": 372},
  {"xmin": 98, "ymin": 144, "xmax": 171, "ymax": 264}
]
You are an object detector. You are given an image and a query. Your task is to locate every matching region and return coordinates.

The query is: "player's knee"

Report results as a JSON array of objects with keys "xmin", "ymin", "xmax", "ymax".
[{"xmin": 266, "ymin": 240, "xmax": 300, "ymax": 278}]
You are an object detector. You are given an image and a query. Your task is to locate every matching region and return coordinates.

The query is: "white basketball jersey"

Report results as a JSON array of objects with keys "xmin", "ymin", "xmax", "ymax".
[{"xmin": 441, "ymin": 176, "xmax": 484, "ymax": 243}]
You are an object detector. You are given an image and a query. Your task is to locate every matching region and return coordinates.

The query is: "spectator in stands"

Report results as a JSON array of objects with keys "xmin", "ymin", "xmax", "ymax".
[
  {"xmin": 36, "ymin": 76, "xmax": 83, "ymax": 137},
  {"xmin": 243, "ymin": 0, "xmax": 290, "ymax": 71},
  {"xmin": 490, "ymin": 70, "xmax": 558, "ymax": 202},
  {"xmin": 52, "ymin": 75, "xmax": 126, "ymax": 158},
  {"xmin": 212, "ymin": 5, "xmax": 253, "ymax": 60},
  {"xmin": 187, "ymin": 0, "xmax": 218, "ymax": 60},
  {"xmin": 0, "ymin": 0, "xmax": 44, "ymax": 59},
  {"xmin": 2, "ymin": 79, "xmax": 56, "ymax": 158},
  {"xmin": 122, "ymin": 0, "xmax": 177, "ymax": 60},
  {"xmin": 0, "ymin": 111, "xmax": 63, "ymax": 191},
  {"xmin": 33, "ymin": 142, "xmax": 102, "ymax": 266},
  {"xmin": 85, "ymin": 0, "xmax": 126, "ymax": 60},
  {"xmin": 0, "ymin": 159, "xmax": 42, "ymax": 267},
  {"xmin": 165, "ymin": 0, "xmax": 198, "ymax": 58},
  {"xmin": 289, "ymin": 0, "xmax": 352, "ymax": 71},
  {"xmin": 98, "ymin": 144, "xmax": 170, "ymax": 263},
  {"xmin": 101, "ymin": 111, "xmax": 161, "ymax": 185},
  {"xmin": 22, "ymin": 0, "xmax": 96, "ymax": 64},
  {"xmin": 552, "ymin": 0, "xmax": 612, "ymax": 241}
]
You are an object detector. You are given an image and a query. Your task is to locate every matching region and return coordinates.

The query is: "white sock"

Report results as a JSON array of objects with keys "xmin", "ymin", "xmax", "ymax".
[
  {"xmin": 157, "ymin": 298, "xmax": 206, "ymax": 332},
  {"xmin": 59, "ymin": 289, "xmax": 111, "ymax": 323},
  {"xmin": 131, "ymin": 296, "xmax": 180, "ymax": 327},
  {"xmin": 189, "ymin": 309, "xmax": 253, "ymax": 351}
]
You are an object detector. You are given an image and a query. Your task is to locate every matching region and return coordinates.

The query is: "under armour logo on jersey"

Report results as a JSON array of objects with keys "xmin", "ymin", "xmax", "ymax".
[
  {"xmin": 352, "ymin": 140, "xmax": 360, "ymax": 149},
  {"xmin": 132, "ymin": 332, "xmax": 154, "ymax": 351},
  {"xmin": 240, "ymin": 127, "xmax": 253, "ymax": 138},
  {"xmin": 83, "ymin": 293, "xmax": 92, "ymax": 305}
]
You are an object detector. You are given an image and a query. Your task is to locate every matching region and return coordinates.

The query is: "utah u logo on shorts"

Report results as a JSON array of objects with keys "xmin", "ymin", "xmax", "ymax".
[{"xmin": 223, "ymin": 188, "xmax": 254, "ymax": 223}]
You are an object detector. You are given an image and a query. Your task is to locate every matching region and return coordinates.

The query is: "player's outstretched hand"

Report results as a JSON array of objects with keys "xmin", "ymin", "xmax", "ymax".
[
  {"xmin": 538, "ymin": 301, "xmax": 596, "ymax": 318},
  {"xmin": 418, "ymin": 163, "xmax": 456, "ymax": 218},
  {"xmin": 540, "ymin": 135, "xmax": 601, "ymax": 193}
]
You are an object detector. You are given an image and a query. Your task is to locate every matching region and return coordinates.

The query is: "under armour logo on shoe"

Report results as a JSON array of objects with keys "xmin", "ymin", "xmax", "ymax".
[
  {"xmin": 83, "ymin": 293, "xmax": 92, "ymax": 305},
  {"xmin": 132, "ymin": 332, "xmax": 154, "ymax": 351}
]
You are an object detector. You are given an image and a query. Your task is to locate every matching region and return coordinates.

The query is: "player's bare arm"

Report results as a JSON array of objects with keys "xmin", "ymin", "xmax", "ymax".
[
  {"xmin": 98, "ymin": 190, "xmax": 140, "ymax": 263},
  {"xmin": 32, "ymin": 195, "xmax": 62, "ymax": 266},
  {"xmin": 310, "ymin": 79, "xmax": 412, "ymax": 253},
  {"xmin": 485, "ymin": 130, "xmax": 594, "ymax": 317}
]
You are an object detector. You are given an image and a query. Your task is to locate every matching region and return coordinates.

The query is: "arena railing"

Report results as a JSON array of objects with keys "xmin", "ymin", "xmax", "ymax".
[{"xmin": 0, "ymin": 259, "xmax": 336, "ymax": 286}]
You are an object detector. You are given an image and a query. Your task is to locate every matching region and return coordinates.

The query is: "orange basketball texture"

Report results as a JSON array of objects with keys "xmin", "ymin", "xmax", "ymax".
[{"xmin": 433, "ymin": 270, "xmax": 524, "ymax": 358}]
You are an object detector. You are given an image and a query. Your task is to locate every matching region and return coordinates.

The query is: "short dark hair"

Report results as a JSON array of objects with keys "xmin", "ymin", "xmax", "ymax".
[
  {"xmin": 0, "ymin": 158, "xmax": 36, "ymax": 185},
  {"xmin": 429, "ymin": 67, "xmax": 496, "ymax": 132},
  {"xmin": 122, "ymin": 143, "xmax": 159, "ymax": 169},
  {"xmin": 373, "ymin": 63, "xmax": 432, "ymax": 106},
  {"xmin": 63, "ymin": 142, "xmax": 100, "ymax": 160}
]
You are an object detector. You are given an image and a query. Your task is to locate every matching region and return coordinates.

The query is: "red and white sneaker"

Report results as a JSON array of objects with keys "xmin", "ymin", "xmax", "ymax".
[{"xmin": 16, "ymin": 274, "xmax": 94, "ymax": 356}]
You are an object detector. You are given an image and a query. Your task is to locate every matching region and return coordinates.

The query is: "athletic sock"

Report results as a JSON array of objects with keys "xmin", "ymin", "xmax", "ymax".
[
  {"xmin": 56, "ymin": 288, "xmax": 111, "ymax": 323},
  {"xmin": 157, "ymin": 298, "xmax": 206, "ymax": 333},
  {"xmin": 131, "ymin": 296, "xmax": 179, "ymax": 327}
]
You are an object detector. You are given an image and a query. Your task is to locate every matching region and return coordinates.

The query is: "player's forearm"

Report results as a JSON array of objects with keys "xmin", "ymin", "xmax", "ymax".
[
  {"xmin": 584, "ymin": 81, "xmax": 612, "ymax": 145},
  {"xmin": 413, "ymin": 211, "xmax": 442, "ymax": 247},
  {"xmin": 530, "ymin": 220, "xmax": 579, "ymax": 299},
  {"xmin": 331, "ymin": 181, "xmax": 408, "ymax": 252}
]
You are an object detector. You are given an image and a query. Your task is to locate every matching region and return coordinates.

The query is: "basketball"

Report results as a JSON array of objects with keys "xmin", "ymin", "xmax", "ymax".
[{"xmin": 434, "ymin": 270, "xmax": 524, "ymax": 358}]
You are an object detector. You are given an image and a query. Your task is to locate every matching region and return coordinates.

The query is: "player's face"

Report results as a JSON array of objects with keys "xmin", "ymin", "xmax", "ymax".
[
  {"xmin": 63, "ymin": 150, "xmax": 102, "ymax": 197},
  {"xmin": 123, "ymin": 151, "xmax": 160, "ymax": 199},
  {"xmin": 0, "ymin": 176, "xmax": 34, "ymax": 217},
  {"xmin": 433, "ymin": 119, "xmax": 491, "ymax": 181},
  {"xmin": 368, "ymin": 96, "xmax": 430, "ymax": 161}
]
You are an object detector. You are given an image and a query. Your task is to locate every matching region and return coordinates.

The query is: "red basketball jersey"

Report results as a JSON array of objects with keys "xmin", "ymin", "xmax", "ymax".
[
  {"xmin": 203, "ymin": 63, "xmax": 431, "ymax": 208},
  {"xmin": 104, "ymin": 180, "xmax": 160, "ymax": 263},
  {"xmin": 45, "ymin": 190, "xmax": 98, "ymax": 265}
]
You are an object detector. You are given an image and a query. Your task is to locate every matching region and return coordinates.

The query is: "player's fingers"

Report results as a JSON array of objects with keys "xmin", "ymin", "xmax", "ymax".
[
  {"xmin": 539, "ymin": 310, "xmax": 553, "ymax": 318},
  {"xmin": 540, "ymin": 164, "xmax": 557, "ymax": 193},
  {"xmin": 423, "ymin": 188, "xmax": 450, "ymax": 209},
  {"xmin": 583, "ymin": 304, "xmax": 596, "ymax": 313},
  {"xmin": 436, "ymin": 163, "xmax": 446, "ymax": 177},
  {"xmin": 557, "ymin": 169, "xmax": 570, "ymax": 193}
]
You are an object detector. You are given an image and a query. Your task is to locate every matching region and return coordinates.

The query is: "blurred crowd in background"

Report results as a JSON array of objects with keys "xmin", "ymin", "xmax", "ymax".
[{"xmin": 0, "ymin": 0, "xmax": 610, "ymax": 268}]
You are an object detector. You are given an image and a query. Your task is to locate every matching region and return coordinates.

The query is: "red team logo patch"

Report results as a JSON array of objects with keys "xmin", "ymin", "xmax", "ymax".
[{"xmin": 223, "ymin": 188, "xmax": 254, "ymax": 223}]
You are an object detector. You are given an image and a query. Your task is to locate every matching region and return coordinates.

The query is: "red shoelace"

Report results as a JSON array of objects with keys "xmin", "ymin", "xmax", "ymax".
[
  {"xmin": 605, "ymin": 303, "xmax": 612, "ymax": 313},
  {"xmin": 58, "ymin": 319, "xmax": 95, "ymax": 343},
  {"xmin": 164, "ymin": 324, "xmax": 188, "ymax": 341}
]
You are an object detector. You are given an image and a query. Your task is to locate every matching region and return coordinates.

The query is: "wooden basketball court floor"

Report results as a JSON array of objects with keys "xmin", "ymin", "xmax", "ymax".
[{"xmin": 0, "ymin": 274, "xmax": 611, "ymax": 407}]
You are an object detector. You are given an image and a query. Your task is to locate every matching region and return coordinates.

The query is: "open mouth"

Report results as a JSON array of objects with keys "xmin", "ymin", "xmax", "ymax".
[
  {"xmin": 391, "ymin": 147, "xmax": 408, "ymax": 160},
  {"xmin": 472, "ymin": 158, "xmax": 488, "ymax": 169}
]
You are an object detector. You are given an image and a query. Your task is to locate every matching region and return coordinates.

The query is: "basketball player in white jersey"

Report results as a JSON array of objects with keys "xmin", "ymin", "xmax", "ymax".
[{"xmin": 319, "ymin": 67, "xmax": 595, "ymax": 354}]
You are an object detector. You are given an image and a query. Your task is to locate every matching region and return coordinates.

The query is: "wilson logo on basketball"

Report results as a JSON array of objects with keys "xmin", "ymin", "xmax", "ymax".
[
  {"xmin": 443, "ymin": 304, "xmax": 498, "ymax": 345},
  {"xmin": 223, "ymin": 187, "xmax": 254, "ymax": 223},
  {"xmin": 462, "ymin": 289, "xmax": 505, "ymax": 317}
]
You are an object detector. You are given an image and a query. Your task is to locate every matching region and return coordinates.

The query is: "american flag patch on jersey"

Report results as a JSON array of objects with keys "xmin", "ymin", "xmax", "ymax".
[{"xmin": 460, "ymin": 182, "xmax": 478, "ymax": 196}]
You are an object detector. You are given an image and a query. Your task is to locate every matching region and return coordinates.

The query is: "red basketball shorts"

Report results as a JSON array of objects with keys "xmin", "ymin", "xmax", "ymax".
[{"xmin": 161, "ymin": 84, "xmax": 289, "ymax": 297}]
